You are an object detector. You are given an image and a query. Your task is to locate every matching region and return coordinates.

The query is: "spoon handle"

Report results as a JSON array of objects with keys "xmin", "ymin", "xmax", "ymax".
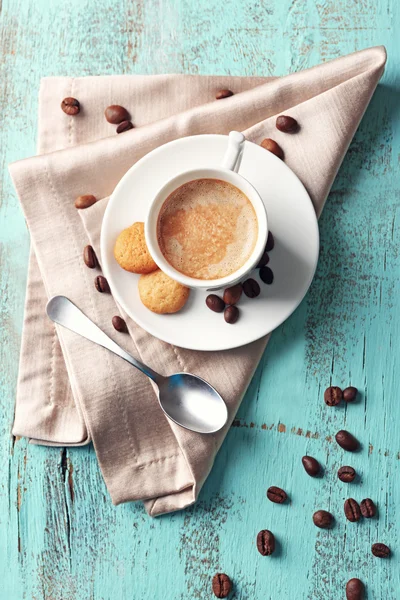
[{"xmin": 46, "ymin": 296, "xmax": 160, "ymax": 383}]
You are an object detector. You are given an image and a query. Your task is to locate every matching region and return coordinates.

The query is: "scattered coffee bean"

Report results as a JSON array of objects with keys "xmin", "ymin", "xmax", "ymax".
[
  {"xmin": 338, "ymin": 466, "xmax": 356, "ymax": 483},
  {"xmin": 346, "ymin": 578, "xmax": 365, "ymax": 600},
  {"xmin": 105, "ymin": 105, "xmax": 130, "ymax": 124},
  {"xmin": 257, "ymin": 251, "xmax": 269, "ymax": 268},
  {"xmin": 206, "ymin": 294, "xmax": 225, "ymax": 313},
  {"xmin": 265, "ymin": 231, "xmax": 274, "ymax": 252},
  {"xmin": 302, "ymin": 456, "xmax": 320, "ymax": 477},
  {"xmin": 276, "ymin": 115, "xmax": 299, "ymax": 133},
  {"xmin": 360, "ymin": 498, "xmax": 376, "ymax": 518},
  {"xmin": 94, "ymin": 275, "xmax": 110, "ymax": 294},
  {"xmin": 223, "ymin": 284, "xmax": 242, "ymax": 305},
  {"xmin": 116, "ymin": 120, "xmax": 134, "ymax": 134},
  {"xmin": 243, "ymin": 278, "xmax": 260, "ymax": 298},
  {"xmin": 267, "ymin": 486, "xmax": 287, "ymax": 504},
  {"xmin": 212, "ymin": 573, "xmax": 232, "ymax": 598},
  {"xmin": 344, "ymin": 498, "xmax": 361, "ymax": 522},
  {"xmin": 343, "ymin": 386, "xmax": 358, "ymax": 402},
  {"xmin": 260, "ymin": 138, "xmax": 284, "ymax": 159},
  {"xmin": 324, "ymin": 386, "xmax": 343, "ymax": 406},
  {"xmin": 61, "ymin": 97, "xmax": 80, "ymax": 115},
  {"xmin": 256, "ymin": 530, "xmax": 275, "ymax": 556},
  {"xmin": 259, "ymin": 266, "xmax": 274, "ymax": 285},
  {"xmin": 224, "ymin": 305, "xmax": 239, "ymax": 324},
  {"xmin": 75, "ymin": 194, "xmax": 97, "ymax": 209},
  {"xmin": 112, "ymin": 315, "xmax": 127, "ymax": 333},
  {"xmin": 371, "ymin": 543, "xmax": 390, "ymax": 558},
  {"xmin": 215, "ymin": 89, "xmax": 234, "ymax": 100},
  {"xmin": 335, "ymin": 430, "xmax": 360, "ymax": 452},
  {"xmin": 313, "ymin": 510, "xmax": 333, "ymax": 529},
  {"xmin": 83, "ymin": 245, "xmax": 98, "ymax": 269}
]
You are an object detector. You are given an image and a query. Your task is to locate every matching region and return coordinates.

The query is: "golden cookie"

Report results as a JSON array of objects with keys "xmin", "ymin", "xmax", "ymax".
[
  {"xmin": 114, "ymin": 222, "xmax": 157, "ymax": 274},
  {"xmin": 138, "ymin": 270, "xmax": 190, "ymax": 314}
]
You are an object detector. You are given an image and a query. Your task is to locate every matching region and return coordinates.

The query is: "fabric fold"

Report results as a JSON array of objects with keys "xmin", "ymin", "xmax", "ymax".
[{"xmin": 11, "ymin": 46, "xmax": 386, "ymax": 515}]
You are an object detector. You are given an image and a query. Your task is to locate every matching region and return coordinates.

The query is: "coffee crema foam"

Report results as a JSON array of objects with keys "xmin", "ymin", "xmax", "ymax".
[{"xmin": 157, "ymin": 178, "xmax": 258, "ymax": 280}]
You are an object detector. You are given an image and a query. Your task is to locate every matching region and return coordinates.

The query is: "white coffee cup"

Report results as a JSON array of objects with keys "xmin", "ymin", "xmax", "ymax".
[{"xmin": 145, "ymin": 131, "xmax": 268, "ymax": 290}]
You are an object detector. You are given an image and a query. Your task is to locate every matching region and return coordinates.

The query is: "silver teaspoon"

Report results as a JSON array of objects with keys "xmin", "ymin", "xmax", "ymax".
[{"xmin": 46, "ymin": 296, "xmax": 228, "ymax": 434}]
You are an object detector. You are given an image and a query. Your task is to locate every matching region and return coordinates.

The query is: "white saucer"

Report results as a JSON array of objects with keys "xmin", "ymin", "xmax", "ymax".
[{"xmin": 101, "ymin": 135, "xmax": 319, "ymax": 351}]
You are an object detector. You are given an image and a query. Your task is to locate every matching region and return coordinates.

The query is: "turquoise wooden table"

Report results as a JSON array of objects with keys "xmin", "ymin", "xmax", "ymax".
[{"xmin": 0, "ymin": 1, "xmax": 399, "ymax": 598}]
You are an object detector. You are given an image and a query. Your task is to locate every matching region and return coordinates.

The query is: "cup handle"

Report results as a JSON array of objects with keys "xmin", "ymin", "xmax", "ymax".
[{"xmin": 221, "ymin": 131, "xmax": 245, "ymax": 172}]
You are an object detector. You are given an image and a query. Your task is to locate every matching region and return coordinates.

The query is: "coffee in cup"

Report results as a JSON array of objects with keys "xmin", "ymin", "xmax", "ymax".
[{"xmin": 157, "ymin": 178, "xmax": 258, "ymax": 280}]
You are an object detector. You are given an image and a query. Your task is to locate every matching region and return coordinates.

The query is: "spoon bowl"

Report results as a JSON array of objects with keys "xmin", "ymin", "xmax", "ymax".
[
  {"xmin": 157, "ymin": 373, "xmax": 228, "ymax": 434},
  {"xmin": 46, "ymin": 296, "xmax": 228, "ymax": 434}
]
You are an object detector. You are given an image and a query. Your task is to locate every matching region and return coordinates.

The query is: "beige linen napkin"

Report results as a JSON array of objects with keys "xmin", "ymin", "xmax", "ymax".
[{"xmin": 10, "ymin": 47, "xmax": 386, "ymax": 516}]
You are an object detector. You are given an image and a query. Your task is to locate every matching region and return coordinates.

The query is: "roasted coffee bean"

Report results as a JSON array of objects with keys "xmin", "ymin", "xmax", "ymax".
[
  {"xmin": 75, "ymin": 194, "xmax": 97, "ymax": 209},
  {"xmin": 212, "ymin": 573, "xmax": 232, "ymax": 598},
  {"xmin": 94, "ymin": 275, "xmax": 110, "ymax": 294},
  {"xmin": 343, "ymin": 386, "xmax": 358, "ymax": 402},
  {"xmin": 335, "ymin": 430, "xmax": 360, "ymax": 452},
  {"xmin": 243, "ymin": 278, "xmax": 260, "ymax": 298},
  {"xmin": 360, "ymin": 498, "xmax": 376, "ymax": 518},
  {"xmin": 83, "ymin": 245, "xmax": 98, "ymax": 269},
  {"xmin": 265, "ymin": 231, "xmax": 275, "ymax": 252},
  {"xmin": 206, "ymin": 294, "xmax": 225, "ymax": 313},
  {"xmin": 267, "ymin": 486, "xmax": 287, "ymax": 504},
  {"xmin": 105, "ymin": 105, "xmax": 130, "ymax": 124},
  {"xmin": 112, "ymin": 315, "xmax": 127, "ymax": 333},
  {"xmin": 260, "ymin": 138, "xmax": 284, "ymax": 159},
  {"xmin": 371, "ymin": 543, "xmax": 390, "ymax": 558},
  {"xmin": 276, "ymin": 115, "xmax": 299, "ymax": 133},
  {"xmin": 61, "ymin": 97, "xmax": 80, "ymax": 115},
  {"xmin": 224, "ymin": 305, "xmax": 239, "ymax": 324},
  {"xmin": 346, "ymin": 578, "xmax": 365, "ymax": 600},
  {"xmin": 215, "ymin": 89, "xmax": 234, "ymax": 100},
  {"xmin": 223, "ymin": 284, "xmax": 242, "ymax": 305},
  {"xmin": 257, "ymin": 251, "xmax": 269, "ymax": 268},
  {"xmin": 338, "ymin": 466, "xmax": 356, "ymax": 483},
  {"xmin": 344, "ymin": 498, "xmax": 361, "ymax": 522},
  {"xmin": 256, "ymin": 530, "xmax": 275, "ymax": 556},
  {"xmin": 259, "ymin": 266, "xmax": 274, "ymax": 285},
  {"xmin": 324, "ymin": 386, "xmax": 343, "ymax": 406},
  {"xmin": 302, "ymin": 456, "xmax": 320, "ymax": 477},
  {"xmin": 313, "ymin": 510, "xmax": 333, "ymax": 529},
  {"xmin": 116, "ymin": 120, "xmax": 134, "ymax": 133}
]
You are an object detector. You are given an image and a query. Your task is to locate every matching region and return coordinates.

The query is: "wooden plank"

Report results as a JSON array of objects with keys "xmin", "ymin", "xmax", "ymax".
[{"xmin": 0, "ymin": 0, "xmax": 399, "ymax": 598}]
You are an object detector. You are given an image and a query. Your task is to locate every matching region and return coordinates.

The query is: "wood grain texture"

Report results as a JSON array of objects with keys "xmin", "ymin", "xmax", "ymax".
[{"xmin": 0, "ymin": 0, "xmax": 399, "ymax": 598}]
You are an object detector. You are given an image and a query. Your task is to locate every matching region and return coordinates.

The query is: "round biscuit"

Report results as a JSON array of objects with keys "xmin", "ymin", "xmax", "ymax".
[
  {"xmin": 114, "ymin": 222, "xmax": 157, "ymax": 274},
  {"xmin": 138, "ymin": 269, "xmax": 190, "ymax": 314}
]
